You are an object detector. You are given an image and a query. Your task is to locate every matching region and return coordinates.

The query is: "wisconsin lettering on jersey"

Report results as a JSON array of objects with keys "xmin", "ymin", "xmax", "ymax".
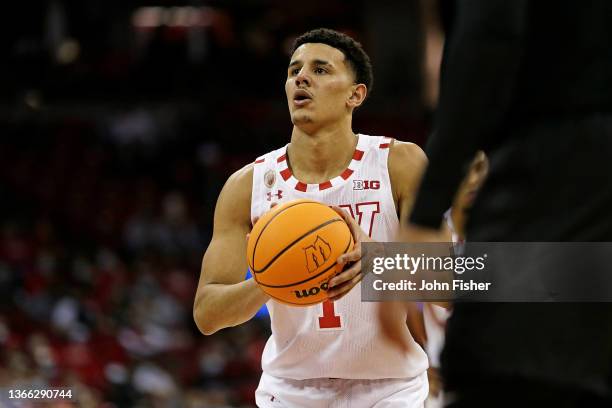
[{"xmin": 338, "ymin": 202, "xmax": 381, "ymax": 239}]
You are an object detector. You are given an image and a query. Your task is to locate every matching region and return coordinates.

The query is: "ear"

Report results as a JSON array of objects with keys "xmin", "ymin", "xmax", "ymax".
[{"xmin": 347, "ymin": 84, "xmax": 367, "ymax": 109}]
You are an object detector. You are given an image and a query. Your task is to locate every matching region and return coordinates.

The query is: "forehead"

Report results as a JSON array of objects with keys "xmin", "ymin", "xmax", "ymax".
[{"xmin": 290, "ymin": 43, "xmax": 347, "ymax": 67}]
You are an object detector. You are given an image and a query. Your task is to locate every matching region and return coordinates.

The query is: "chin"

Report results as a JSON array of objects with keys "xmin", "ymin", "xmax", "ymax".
[{"xmin": 292, "ymin": 113, "xmax": 314, "ymax": 125}]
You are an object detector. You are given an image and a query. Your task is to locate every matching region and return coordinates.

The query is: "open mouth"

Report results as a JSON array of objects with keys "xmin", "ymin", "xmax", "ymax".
[{"xmin": 293, "ymin": 90, "xmax": 312, "ymax": 106}]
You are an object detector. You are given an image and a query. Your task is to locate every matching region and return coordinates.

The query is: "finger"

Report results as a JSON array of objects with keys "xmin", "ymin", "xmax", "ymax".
[
  {"xmin": 328, "ymin": 260, "xmax": 362, "ymax": 288},
  {"xmin": 328, "ymin": 273, "xmax": 362, "ymax": 301},
  {"xmin": 330, "ymin": 205, "xmax": 351, "ymax": 220},
  {"xmin": 330, "ymin": 205, "xmax": 360, "ymax": 230},
  {"xmin": 330, "ymin": 205, "xmax": 357, "ymax": 225},
  {"xmin": 337, "ymin": 247, "xmax": 361, "ymax": 265},
  {"xmin": 251, "ymin": 216, "xmax": 260, "ymax": 228}
]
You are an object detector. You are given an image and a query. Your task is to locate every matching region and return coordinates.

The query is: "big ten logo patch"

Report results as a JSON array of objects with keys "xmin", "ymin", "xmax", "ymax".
[
  {"xmin": 353, "ymin": 180, "xmax": 380, "ymax": 190},
  {"xmin": 303, "ymin": 236, "xmax": 331, "ymax": 273}
]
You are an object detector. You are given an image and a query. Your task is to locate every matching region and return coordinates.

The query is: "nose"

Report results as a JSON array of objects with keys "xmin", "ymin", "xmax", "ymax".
[{"xmin": 295, "ymin": 70, "xmax": 310, "ymax": 88}]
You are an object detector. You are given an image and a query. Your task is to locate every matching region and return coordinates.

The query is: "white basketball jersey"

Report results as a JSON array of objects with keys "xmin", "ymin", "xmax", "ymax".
[{"xmin": 251, "ymin": 134, "xmax": 429, "ymax": 380}]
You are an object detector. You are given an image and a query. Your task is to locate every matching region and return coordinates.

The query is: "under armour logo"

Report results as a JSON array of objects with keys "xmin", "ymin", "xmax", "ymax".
[
  {"xmin": 303, "ymin": 236, "xmax": 332, "ymax": 273},
  {"xmin": 266, "ymin": 190, "xmax": 283, "ymax": 201}
]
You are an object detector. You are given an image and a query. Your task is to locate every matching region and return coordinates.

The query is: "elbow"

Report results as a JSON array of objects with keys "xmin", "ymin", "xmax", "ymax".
[
  {"xmin": 193, "ymin": 296, "xmax": 220, "ymax": 336},
  {"xmin": 193, "ymin": 308, "xmax": 218, "ymax": 336},
  {"xmin": 198, "ymin": 323, "xmax": 219, "ymax": 336}
]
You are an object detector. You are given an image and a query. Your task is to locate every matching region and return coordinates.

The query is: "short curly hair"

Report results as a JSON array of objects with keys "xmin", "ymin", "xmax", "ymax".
[{"xmin": 291, "ymin": 28, "xmax": 373, "ymax": 95}]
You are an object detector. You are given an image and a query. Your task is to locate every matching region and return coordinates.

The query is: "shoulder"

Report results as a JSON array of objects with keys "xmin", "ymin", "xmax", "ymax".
[
  {"xmin": 388, "ymin": 140, "xmax": 428, "ymax": 181},
  {"xmin": 386, "ymin": 140, "xmax": 428, "ymax": 208},
  {"xmin": 215, "ymin": 162, "xmax": 254, "ymax": 226},
  {"xmin": 224, "ymin": 162, "xmax": 254, "ymax": 195}
]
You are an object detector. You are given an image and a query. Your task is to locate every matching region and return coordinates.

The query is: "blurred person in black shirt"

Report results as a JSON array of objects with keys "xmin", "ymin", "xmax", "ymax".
[{"xmin": 400, "ymin": 1, "xmax": 612, "ymax": 406}]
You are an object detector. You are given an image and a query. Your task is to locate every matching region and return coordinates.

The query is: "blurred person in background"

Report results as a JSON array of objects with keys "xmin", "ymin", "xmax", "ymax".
[
  {"xmin": 423, "ymin": 150, "xmax": 489, "ymax": 408},
  {"xmin": 444, "ymin": 151, "xmax": 489, "ymax": 245},
  {"xmin": 194, "ymin": 28, "xmax": 431, "ymax": 407},
  {"xmin": 398, "ymin": 1, "xmax": 612, "ymax": 406}
]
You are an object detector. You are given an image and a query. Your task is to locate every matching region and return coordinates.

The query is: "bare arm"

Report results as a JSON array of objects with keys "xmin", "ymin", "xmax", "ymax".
[
  {"xmin": 388, "ymin": 140, "xmax": 428, "ymax": 227},
  {"xmin": 390, "ymin": 141, "xmax": 452, "ymax": 310},
  {"xmin": 193, "ymin": 163, "xmax": 269, "ymax": 335},
  {"xmin": 389, "ymin": 140, "xmax": 452, "ymax": 243}
]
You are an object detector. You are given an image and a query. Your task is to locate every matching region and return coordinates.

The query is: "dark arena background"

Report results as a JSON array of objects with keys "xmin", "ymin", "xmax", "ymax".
[
  {"xmin": 1, "ymin": 1, "xmax": 443, "ymax": 407},
  {"xmin": 6, "ymin": 1, "xmax": 612, "ymax": 407}
]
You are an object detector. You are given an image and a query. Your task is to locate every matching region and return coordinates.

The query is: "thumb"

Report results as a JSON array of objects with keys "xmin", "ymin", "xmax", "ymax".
[{"xmin": 331, "ymin": 205, "xmax": 362, "ymax": 241}]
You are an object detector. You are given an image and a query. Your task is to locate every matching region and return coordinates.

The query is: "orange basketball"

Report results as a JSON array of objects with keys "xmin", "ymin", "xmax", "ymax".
[{"xmin": 247, "ymin": 199, "xmax": 354, "ymax": 306}]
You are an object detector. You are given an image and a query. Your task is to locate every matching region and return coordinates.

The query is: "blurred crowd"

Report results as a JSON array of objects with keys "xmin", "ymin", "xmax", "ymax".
[{"xmin": 0, "ymin": 122, "xmax": 269, "ymax": 407}]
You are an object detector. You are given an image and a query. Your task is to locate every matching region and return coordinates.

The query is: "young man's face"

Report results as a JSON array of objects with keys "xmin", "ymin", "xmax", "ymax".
[{"xmin": 285, "ymin": 43, "xmax": 358, "ymax": 130}]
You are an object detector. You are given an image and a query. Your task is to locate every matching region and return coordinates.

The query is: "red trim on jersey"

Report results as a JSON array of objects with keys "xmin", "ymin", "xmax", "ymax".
[
  {"xmin": 340, "ymin": 169, "xmax": 354, "ymax": 180},
  {"xmin": 280, "ymin": 168, "xmax": 292, "ymax": 181},
  {"xmin": 254, "ymin": 158, "xmax": 265, "ymax": 164},
  {"xmin": 318, "ymin": 181, "xmax": 332, "ymax": 190},
  {"xmin": 277, "ymin": 154, "xmax": 287, "ymax": 163},
  {"xmin": 295, "ymin": 181, "xmax": 307, "ymax": 192},
  {"xmin": 352, "ymin": 149, "xmax": 364, "ymax": 161},
  {"xmin": 379, "ymin": 137, "xmax": 394, "ymax": 149}
]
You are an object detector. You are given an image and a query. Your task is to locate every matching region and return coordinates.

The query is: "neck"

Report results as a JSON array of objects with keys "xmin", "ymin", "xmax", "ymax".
[{"xmin": 287, "ymin": 120, "xmax": 357, "ymax": 184}]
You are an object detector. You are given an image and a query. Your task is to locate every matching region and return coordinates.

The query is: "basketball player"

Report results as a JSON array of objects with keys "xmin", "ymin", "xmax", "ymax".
[
  {"xmin": 193, "ymin": 28, "xmax": 430, "ymax": 407},
  {"xmin": 405, "ymin": 3, "xmax": 612, "ymax": 406},
  {"xmin": 423, "ymin": 151, "xmax": 488, "ymax": 408}
]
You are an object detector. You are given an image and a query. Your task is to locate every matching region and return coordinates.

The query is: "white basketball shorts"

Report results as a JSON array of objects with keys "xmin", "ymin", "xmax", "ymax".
[{"xmin": 256, "ymin": 371, "xmax": 428, "ymax": 408}]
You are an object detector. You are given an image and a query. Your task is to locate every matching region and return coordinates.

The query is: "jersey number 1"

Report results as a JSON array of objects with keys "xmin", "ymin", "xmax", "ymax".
[
  {"xmin": 318, "ymin": 300, "xmax": 341, "ymax": 329},
  {"xmin": 317, "ymin": 202, "xmax": 380, "ymax": 330}
]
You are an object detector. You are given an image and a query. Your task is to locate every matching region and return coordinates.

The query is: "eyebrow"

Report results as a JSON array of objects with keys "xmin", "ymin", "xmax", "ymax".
[{"xmin": 288, "ymin": 59, "xmax": 333, "ymax": 69}]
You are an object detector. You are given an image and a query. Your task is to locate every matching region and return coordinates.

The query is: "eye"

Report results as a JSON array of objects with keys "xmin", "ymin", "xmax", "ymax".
[
  {"xmin": 314, "ymin": 67, "xmax": 327, "ymax": 74},
  {"xmin": 289, "ymin": 68, "xmax": 300, "ymax": 76}
]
